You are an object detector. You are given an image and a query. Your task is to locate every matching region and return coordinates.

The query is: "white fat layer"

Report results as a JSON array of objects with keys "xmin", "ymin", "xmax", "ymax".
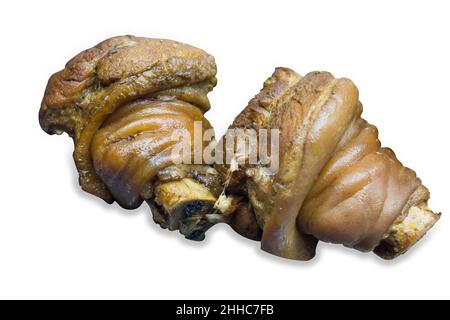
[{"xmin": 214, "ymin": 194, "xmax": 234, "ymax": 215}]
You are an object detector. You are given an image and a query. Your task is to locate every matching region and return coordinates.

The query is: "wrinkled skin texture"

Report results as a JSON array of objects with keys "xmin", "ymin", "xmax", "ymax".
[
  {"xmin": 221, "ymin": 68, "xmax": 436, "ymax": 260},
  {"xmin": 40, "ymin": 36, "xmax": 439, "ymax": 261},
  {"xmin": 40, "ymin": 35, "xmax": 217, "ymax": 204},
  {"xmin": 91, "ymin": 99, "xmax": 213, "ymax": 208},
  {"xmin": 39, "ymin": 36, "xmax": 216, "ymax": 208}
]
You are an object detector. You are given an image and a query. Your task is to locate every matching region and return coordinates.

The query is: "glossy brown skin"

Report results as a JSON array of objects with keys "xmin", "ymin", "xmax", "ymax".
[
  {"xmin": 40, "ymin": 36, "xmax": 437, "ymax": 261},
  {"xmin": 91, "ymin": 99, "xmax": 214, "ymax": 208},
  {"xmin": 222, "ymin": 68, "xmax": 430, "ymax": 260},
  {"xmin": 40, "ymin": 36, "xmax": 217, "ymax": 206}
]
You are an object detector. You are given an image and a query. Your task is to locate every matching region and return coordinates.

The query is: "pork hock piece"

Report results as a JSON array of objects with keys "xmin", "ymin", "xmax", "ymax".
[
  {"xmin": 218, "ymin": 67, "xmax": 440, "ymax": 260},
  {"xmin": 39, "ymin": 35, "xmax": 228, "ymax": 240},
  {"xmin": 39, "ymin": 35, "xmax": 440, "ymax": 261}
]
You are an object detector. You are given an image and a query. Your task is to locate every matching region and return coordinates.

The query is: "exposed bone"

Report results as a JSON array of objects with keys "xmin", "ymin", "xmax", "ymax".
[{"xmin": 374, "ymin": 203, "xmax": 441, "ymax": 259}]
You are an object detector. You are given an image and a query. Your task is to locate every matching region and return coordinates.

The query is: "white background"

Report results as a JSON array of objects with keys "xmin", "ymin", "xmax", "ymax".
[{"xmin": 0, "ymin": 0, "xmax": 449, "ymax": 299}]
